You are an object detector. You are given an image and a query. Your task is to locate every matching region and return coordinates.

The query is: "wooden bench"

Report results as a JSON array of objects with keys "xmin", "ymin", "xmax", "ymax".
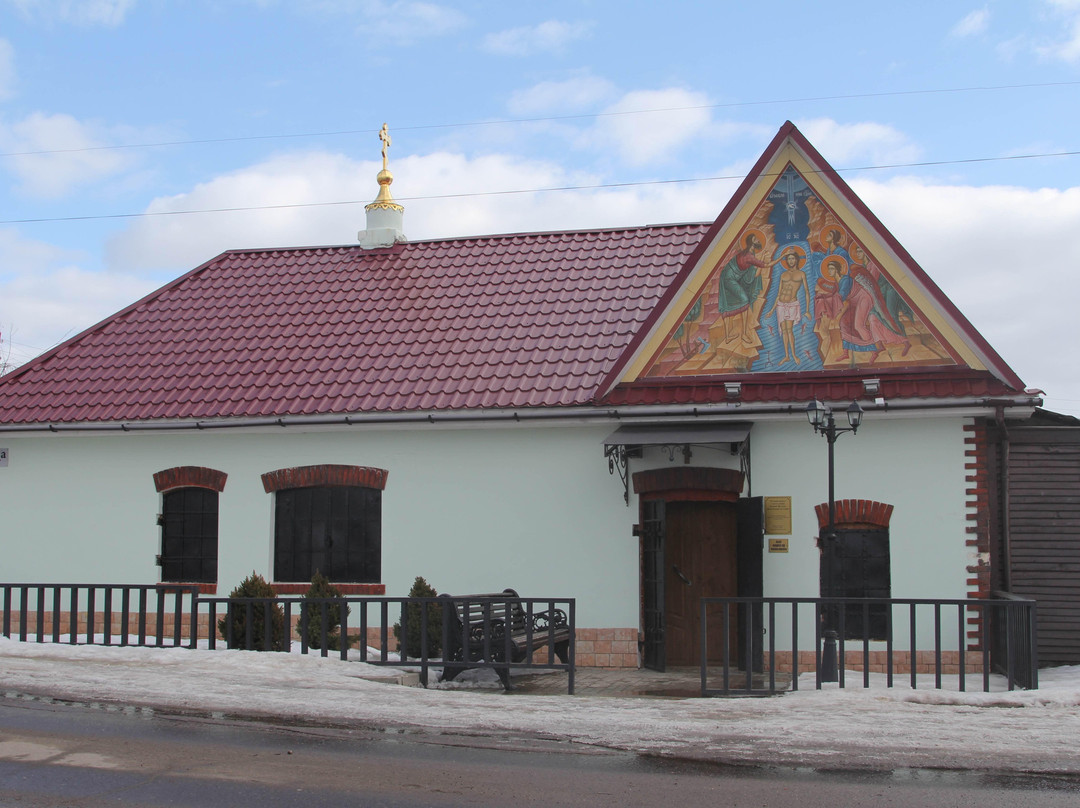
[{"xmin": 437, "ymin": 589, "xmax": 571, "ymax": 691}]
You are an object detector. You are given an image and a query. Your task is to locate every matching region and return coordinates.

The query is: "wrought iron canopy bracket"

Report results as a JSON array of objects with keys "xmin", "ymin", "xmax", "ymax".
[
  {"xmin": 605, "ymin": 443, "xmax": 631, "ymax": 505},
  {"xmin": 605, "ymin": 444, "xmax": 644, "ymax": 505}
]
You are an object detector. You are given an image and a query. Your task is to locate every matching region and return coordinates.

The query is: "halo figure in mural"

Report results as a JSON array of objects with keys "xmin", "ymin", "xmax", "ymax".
[
  {"xmin": 838, "ymin": 242, "xmax": 910, "ymax": 363},
  {"xmin": 644, "ymin": 163, "xmax": 956, "ymax": 378},
  {"xmin": 814, "ymin": 254, "xmax": 848, "ymax": 364},
  {"xmin": 717, "ymin": 229, "xmax": 770, "ymax": 345},
  {"xmin": 817, "ymin": 227, "xmax": 850, "ymax": 263},
  {"xmin": 763, "ymin": 246, "xmax": 811, "ymax": 366}
]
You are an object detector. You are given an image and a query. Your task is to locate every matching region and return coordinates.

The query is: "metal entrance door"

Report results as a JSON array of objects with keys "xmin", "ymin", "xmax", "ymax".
[{"xmin": 641, "ymin": 499, "xmax": 666, "ymax": 671}]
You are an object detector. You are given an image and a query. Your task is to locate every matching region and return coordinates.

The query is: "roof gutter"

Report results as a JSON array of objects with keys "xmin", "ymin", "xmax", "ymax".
[{"xmin": 0, "ymin": 395, "xmax": 1043, "ymax": 435}]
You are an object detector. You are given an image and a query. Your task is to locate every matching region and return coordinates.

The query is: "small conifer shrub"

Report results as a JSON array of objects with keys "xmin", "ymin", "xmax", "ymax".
[
  {"xmin": 393, "ymin": 576, "xmax": 443, "ymax": 658},
  {"xmin": 301, "ymin": 570, "xmax": 353, "ymax": 650},
  {"xmin": 218, "ymin": 571, "xmax": 286, "ymax": 651}
]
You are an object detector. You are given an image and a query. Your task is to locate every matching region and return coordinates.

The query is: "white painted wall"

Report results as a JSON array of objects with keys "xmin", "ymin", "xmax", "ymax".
[
  {"xmin": 750, "ymin": 415, "xmax": 971, "ymax": 601},
  {"xmin": 0, "ymin": 413, "xmax": 972, "ymax": 636},
  {"xmin": 746, "ymin": 414, "xmax": 972, "ymax": 649},
  {"xmin": 0, "ymin": 423, "xmax": 635, "ymax": 628}
]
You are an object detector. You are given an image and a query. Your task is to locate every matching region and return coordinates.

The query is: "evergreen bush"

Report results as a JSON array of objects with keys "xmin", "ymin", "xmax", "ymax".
[
  {"xmin": 300, "ymin": 570, "xmax": 353, "ymax": 650},
  {"xmin": 218, "ymin": 571, "xmax": 286, "ymax": 651},
  {"xmin": 392, "ymin": 576, "xmax": 443, "ymax": 658}
]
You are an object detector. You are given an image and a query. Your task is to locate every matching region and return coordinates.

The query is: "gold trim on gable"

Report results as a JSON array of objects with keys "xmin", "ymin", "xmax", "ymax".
[{"xmin": 621, "ymin": 139, "xmax": 985, "ymax": 383}]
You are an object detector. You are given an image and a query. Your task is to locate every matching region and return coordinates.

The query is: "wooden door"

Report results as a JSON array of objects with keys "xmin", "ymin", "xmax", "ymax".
[{"xmin": 664, "ymin": 501, "xmax": 737, "ymax": 667}]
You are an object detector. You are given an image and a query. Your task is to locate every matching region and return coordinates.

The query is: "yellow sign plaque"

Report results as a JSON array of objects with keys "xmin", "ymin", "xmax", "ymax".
[
  {"xmin": 768, "ymin": 538, "xmax": 789, "ymax": 553},
  {"xmin": 763, "ymin": 496, "xmax": 792, "ymax": 535}
]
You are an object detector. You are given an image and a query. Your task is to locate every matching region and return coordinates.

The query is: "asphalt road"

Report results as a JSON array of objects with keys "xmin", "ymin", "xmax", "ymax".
[{"xmin": 1, "ymin": 693, "xmax": 1079, "ymax": 807}]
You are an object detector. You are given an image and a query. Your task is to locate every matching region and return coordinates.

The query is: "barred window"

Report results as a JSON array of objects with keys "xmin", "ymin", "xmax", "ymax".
[
  {"xmin": 160, "ymin": 487, "xmax": 219, "ymax": 584},
  {"xmin": 273, "ymin": 486, "xmax": 381, "ymax": 583},
  {"xmin": 820, "ymin": 528, "xmax": 891, "ymax": 641}
]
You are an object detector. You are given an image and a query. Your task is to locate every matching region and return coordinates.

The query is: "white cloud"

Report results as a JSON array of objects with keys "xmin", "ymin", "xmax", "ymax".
[
  {"xmin": 0, "ymin": 228, "xmax": 156, "ymax": 368},
  {"xmin": 104, "ymin": 147, "xmax": 735, "ymax": 274},
  {"xmin": 5, "ymin": 0, "xmax": 137, "ymax": 26},
  {"xmin": 482, "ymin": 19, "xmax": 593, "ymax": 56},
  {"xmin": 507, "ymin": 75, "xmax": 616, "ymax": 116},
  {"xmin": 585, "ymin": 88, "xmax": 713, "ymax": 167},
  {"xmin": 0, "ymin": 112, "xmax": 136, "ymax": 199},
  {"xmin": 1035, "ymin": 0, "xmax": 1080, "ymax": 61},
  {"xmin": 852, "ymin": 176, "xmax": 1080, "ymax": 414},
  {"xmin": 796, "ymin": 119, "xmax": 922, "ymax": 167},
  {"xmin": 321, "ymin": 0, "xmax": 467, "ymax": 44},
  {"xmin": 951, "ymin": 7, "xmax": 990, "ymax": 37},
  {"xmin": 0, "ymin": 40, "xmax": 15, "ymax": 101}
]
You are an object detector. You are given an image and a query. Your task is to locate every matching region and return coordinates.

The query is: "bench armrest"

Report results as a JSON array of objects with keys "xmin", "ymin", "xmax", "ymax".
[{"xmin": 531, "ymin": 608, "xmax": 568, "ymax": 633}]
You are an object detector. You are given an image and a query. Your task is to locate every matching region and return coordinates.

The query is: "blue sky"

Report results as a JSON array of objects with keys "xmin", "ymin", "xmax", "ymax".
[{"xmin": 1, "ymin": 0, "xmax": 1079, "ymax": 415}]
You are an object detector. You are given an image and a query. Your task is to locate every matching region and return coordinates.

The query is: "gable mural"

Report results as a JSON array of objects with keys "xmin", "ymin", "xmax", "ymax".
[{"xmin": 645, "ymin": 164, "xmax": 956, "ymax": 378}]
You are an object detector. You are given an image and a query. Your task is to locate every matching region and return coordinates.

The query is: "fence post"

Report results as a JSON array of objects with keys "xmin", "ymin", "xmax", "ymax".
[{"xmin": 188, "ymin": 588, "xmax": 199, "ymax": 650}]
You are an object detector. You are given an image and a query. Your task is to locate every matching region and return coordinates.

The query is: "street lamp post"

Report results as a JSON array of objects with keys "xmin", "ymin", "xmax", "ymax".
[{"xmin": 805, "ymin": 399, "xmax": 864, "ymax": 683}]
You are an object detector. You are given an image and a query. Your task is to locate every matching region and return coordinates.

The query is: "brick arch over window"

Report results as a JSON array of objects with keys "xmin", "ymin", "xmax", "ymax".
[
  {"xmin": 153, "ymin": 466, "xmax": 227, "ymax": 493},
  {"xmin": 633, "ymin": 467, "xmax": 744, "ymax": 502},
  {"xmin": 261, "ymin": 464, "xmax": 388, "ymax": 493},
  {"xmin": 814, "ymin": 498, "xmax": 893, "ymax": 530}
]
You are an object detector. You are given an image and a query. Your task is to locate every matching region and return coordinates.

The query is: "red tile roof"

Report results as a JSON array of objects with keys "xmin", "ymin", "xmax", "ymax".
[{"xmin": 0, "ymin": 225, "xmax": 710, "ymax": 424}]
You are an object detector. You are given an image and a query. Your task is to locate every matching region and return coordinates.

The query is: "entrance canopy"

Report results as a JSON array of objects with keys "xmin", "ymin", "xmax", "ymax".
[{"xmin": 602, "ymin": 422, "xmax": 753, "ymax": 503}]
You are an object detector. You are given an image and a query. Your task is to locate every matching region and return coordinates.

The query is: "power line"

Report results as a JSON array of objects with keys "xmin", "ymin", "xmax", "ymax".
[
  {"xmin": 1, "ymin": 80, "xmax": 1078, "ymax": 158},
  {"xmin": 1, "ymin": 148, "xmax": 1077, "ymax": 227}
]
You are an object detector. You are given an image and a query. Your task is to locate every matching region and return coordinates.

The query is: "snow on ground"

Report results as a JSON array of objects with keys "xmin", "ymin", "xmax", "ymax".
[{"xmin": 2, "ymin": 636, "xmax": 1078, "ymax": 774}]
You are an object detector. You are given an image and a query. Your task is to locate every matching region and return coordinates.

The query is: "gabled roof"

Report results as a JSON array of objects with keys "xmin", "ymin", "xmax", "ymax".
[
  {"xmin": 0, "ymin": 122, "xmax": 1033, "ymax": 429},
  {"xmin": 598, "ymin": 121, "xmax": 1026, "ymax": 396},
  {"xmin": 0, "ymin": 226, "xmax": 707, "ymax": 424}
]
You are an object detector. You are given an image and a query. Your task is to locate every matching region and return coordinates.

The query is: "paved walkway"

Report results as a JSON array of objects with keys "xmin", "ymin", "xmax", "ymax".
[{"xmin": 509, "ymin": 666, "xmax": 793, "ymax": 698}]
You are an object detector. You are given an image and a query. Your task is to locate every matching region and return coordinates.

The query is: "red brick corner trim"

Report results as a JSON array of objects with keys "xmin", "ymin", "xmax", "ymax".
[
  {"xmin": 154, "ymin": 466, "xmax": 228, "ymax": 493},
  {"xmin": 814, "ymin": 498, "xmax": 893, "ymax": 530},
  {"xmin": 633, "ymin": 467, "xmax": 744, "ymax": 502},
  {"xmin": 261, "ymin": 464, "xmax": 389, "ymax": 494},
  {"xmin": 963, "ymin": 419, "xmax": 992, "ymax": 649}
]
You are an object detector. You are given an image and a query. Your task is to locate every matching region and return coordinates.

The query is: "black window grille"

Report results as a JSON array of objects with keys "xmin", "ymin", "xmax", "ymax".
[
  {"xmin": 160, "ymin": 487, "xmax": 219, "ymax": 583},
  {"xmin": 820, "ymin": 527, "xmax": 891, "ymax": 640},
  {"xmin": 273, "ymin": 486, "xmax": 381, "ymax": 583}
]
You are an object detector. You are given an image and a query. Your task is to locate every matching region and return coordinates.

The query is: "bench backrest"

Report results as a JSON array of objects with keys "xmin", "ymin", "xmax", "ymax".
[{"xmin": 445, "ymin": 589, "xmax": 527, "ymax": 637}]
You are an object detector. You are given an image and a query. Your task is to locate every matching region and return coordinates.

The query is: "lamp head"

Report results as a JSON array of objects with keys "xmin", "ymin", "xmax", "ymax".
[{"xmin": 846, "ymin": 400, "xmax": 864, "ymax": 431}]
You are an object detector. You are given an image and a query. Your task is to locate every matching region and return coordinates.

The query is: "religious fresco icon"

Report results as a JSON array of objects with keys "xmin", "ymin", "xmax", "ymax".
[{"xmin": 644, "ymin": 164, "xmax": 955, "ymax": 378}]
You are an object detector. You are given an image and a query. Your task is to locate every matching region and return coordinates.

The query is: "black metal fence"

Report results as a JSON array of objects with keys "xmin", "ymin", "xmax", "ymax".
[
  {"xmin": 0, "ymin": 584, "xmax": 575, "ymax": 694},
  {"xmin": 699, "ymin": 596, "xmax": 1038, "ymax": 696},
  {"xmin": 1, "ymin": 584, "xmax": 201, "ymax": 647},
  {"xmin": 988, "ymin": 591, "xmax": 1040, "ymax": 691}
]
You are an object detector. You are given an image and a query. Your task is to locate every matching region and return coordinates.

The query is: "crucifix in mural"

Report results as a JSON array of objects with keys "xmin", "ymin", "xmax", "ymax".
[{"xmin": 647, "ymin": 164, "xmax": 955, "ymax": 378}]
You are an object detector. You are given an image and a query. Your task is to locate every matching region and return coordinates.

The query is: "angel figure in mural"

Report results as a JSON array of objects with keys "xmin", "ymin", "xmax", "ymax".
[
  {"xmin": 763, "ymin": 246, "xmax": 812, "ymax": 366},
  {"xmin": 837, "ymin": 243, "xmax": 911, "ymax": 363},
  {"xmin": 851, "ymin": 242, "xmax": 914, "ymax": 356},
  {"xmin": 815, "ymin": 227, "xmax": 851, "ymax": 263},
  {"xmin": 814, "ymin": 254, "xmax": 847, "ymax": 364},
  {"xmin": 717, "ymin": 231, "xmax": 771, "ymax": 345}
]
